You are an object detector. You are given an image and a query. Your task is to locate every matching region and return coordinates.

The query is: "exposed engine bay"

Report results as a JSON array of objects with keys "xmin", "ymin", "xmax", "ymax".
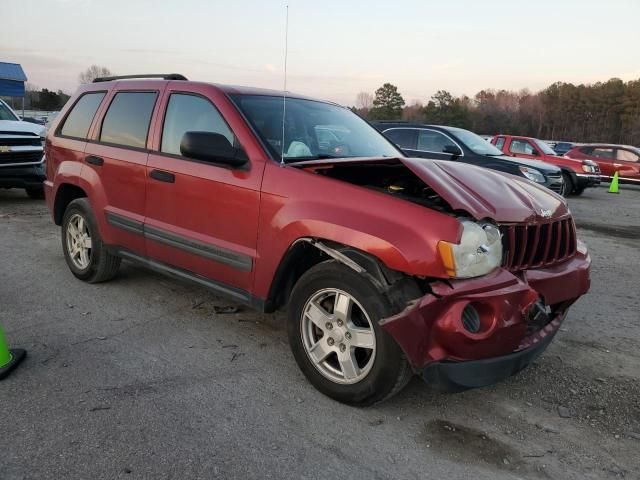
[{"xmin": 302, "ymin": 160, "xmax": 454, "ymax": 213}]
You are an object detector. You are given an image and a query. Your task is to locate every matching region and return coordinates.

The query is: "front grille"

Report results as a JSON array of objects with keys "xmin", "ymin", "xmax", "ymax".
[
  {"xmin": 547, "ymin": 175, "xmax": 564, "ymax": 194},
  {"xmin": 0, "ymin": 134, "xmax": 42, "ymax": 147},
  {"xmin": 0, "ymin": 150, "xmax": 44, "ymax": 166},
  {"xmin": 500, "ymin": 218, "xmax": 576, "ymax": 271}
]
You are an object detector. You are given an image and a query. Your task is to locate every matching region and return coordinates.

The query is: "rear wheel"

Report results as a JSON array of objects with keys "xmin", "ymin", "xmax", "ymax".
[
  {"xmin": 25, "ymin": 187, "xmax": 44, "ymax": 199},
  {"xmin": 61, "ymin": 198, "xmax": 121, "ymax": 283},
  {"xmin": 287, "ymin": 261, "xmax": 412, "ymax": 406},
  {"xmin": 561, "ymin": 173, "xmax": 574, "ymax": 197}
]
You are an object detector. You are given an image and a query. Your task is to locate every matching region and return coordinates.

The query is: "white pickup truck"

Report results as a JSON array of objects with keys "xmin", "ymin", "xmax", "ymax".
[{"xmin": 0, "ymin": 98, "xmax": 46, "ymax": 198}]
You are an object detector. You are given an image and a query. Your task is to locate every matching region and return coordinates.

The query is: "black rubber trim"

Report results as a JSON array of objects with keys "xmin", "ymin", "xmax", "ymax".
[
  {"xmin": 0, "ymin": 348, "xmax": 26, "ymax": 381},
  {"xmin": 116, "ymin": 250, "xmax": 258, "ymax": 306},
  {"xmin": 144, "ymin": 225, "xmax": 252, "ymax": 272},
  {"xmin": 419, "ymin": 330, "xmax": 557, "ymax": 392},
  {"xmin": 105, "ymin": 212, "xmax": 253, "ymax": 271},
  {"xmin": 105, "ymin": 212, "xmax": 144, "ymax": 235}
]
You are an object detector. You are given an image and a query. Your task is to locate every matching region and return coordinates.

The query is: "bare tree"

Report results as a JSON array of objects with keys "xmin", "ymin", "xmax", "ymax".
[
  {"xmin": 78, "ymin": 65, "xmax": 113, "ymax": 84},
  {"xmin": 355, "ymin": 91, "xmax": 374, "ymax": 110}
]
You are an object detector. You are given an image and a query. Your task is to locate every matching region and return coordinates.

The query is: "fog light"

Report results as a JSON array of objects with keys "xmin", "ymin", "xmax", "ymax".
[{"xmin": 462, "ymin": 304, "xmax": 481, "ymax": 333}]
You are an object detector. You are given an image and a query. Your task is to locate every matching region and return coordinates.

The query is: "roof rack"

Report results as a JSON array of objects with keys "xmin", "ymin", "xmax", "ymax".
[{"xmin": 93, "ymin": 73, "xmax": 188, "ymax": 83}]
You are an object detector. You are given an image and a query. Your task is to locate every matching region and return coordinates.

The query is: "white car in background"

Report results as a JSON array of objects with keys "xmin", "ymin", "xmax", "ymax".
[{"xmin": 0, "ymin": 98, "xmax": 47, "ymax": 198}]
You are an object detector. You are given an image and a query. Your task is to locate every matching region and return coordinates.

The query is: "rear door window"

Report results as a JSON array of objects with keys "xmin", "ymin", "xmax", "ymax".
[
  {"xmin": 417, "ymin": 130, "xmax": 452, "ymax": 153},
  {"xmin": 616, "ymin": 149, "xmax": 639, "ymax": 162},
  {"xmin": 384, "ymin": 129, "xmax": 417, "ymax": 150},
  {"xmin": 59, "ymin": 92, "xmax": 106, "ymax": 139},
  {"xmin": 494, "ymin": 137, "xmax": 505, "ymax": 150},
  {"xmin": 100, "ymin": 92, "xmax": 157, "ymax": 148},
  {"xmin": 161, "ymin": 93, "xmax": 235, "ymax": 156}
]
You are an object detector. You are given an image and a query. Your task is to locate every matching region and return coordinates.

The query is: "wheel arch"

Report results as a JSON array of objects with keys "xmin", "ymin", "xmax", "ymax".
[
  {"xmin": 53, "ymin": 183, "xmax": 88, "ymax": 225},
  {"xmin": 264, "ymin": 238, "xmax": 422, "ymax": 314}
]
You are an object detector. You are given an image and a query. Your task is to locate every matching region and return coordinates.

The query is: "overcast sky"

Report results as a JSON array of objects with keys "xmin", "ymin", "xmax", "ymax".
[{"xmin": 2, "ymin": 0, "xmax": 639, "ymax": 105}]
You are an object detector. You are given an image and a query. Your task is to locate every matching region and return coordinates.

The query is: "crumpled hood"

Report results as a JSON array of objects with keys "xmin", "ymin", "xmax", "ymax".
[
  {"xmin": 0, "ymin": 120, "xmax": 46, "ymax": 136},
  {"xmin": 401, "ymin": 157, "xmax": 568, "ymax": 223}
]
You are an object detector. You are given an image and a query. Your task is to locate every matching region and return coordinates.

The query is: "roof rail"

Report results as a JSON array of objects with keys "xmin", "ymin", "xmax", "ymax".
[{"xmin": 93, "ymin": 73, "xmax": 188, "ymax": 83}]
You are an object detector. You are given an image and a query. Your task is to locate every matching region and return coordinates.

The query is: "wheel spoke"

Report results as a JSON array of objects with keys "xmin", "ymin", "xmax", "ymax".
[
  {"xmin": 305, "ymin": 301, "xmax": 331, "ymax": 330},
  {"xmin": 77, "ymin": 216, "xmax": 85, "ymax": 233},
  {"xmin": 79, "ymin": 248, "xmax": 89, "ymax": 267},
  {"xmin": 333, "ymin": 292, "xmax": 352, "ymax": 321},
  {"xmin": 338, "ymin": 349, "xmax": 360, "ymax": 380},
  {"xmin": 349, "ymin": 327, "xmax": 374, "ymax": 349},
  {"xmin": 68, "ymin": 224, "xmax": 79, "ymax": 238},
  {"xmin": 307, "ymin": 340, "xmax": 333, "ymax": 364},
  {"xmin": 82, "ymin": 237, "xmax": 92, "ymax": 249}
]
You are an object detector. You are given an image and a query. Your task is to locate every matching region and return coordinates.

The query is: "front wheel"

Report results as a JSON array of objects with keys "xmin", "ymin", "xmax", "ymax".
[
  {"xmin": 561, "ymin": 173, "xmax": 574, "ymax": 197},
  {"xmin": 61, "ymin": 198, "xmax": 121, "ymax": 283},
  {"xmin": 287, "ymin": 261, "xmax": 412, "ymax": 406}
]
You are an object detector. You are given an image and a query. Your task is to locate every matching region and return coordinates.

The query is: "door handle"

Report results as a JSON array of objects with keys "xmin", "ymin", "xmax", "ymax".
[
  {"xmin": 85, "ymin": 155, "xmax": 104, "ymax": 166},
  {"xmin": 150, "ymin": 169, "xmax": 175, "ymax": 183}
]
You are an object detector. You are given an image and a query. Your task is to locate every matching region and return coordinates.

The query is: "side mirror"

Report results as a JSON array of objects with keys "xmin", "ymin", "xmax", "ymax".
[
  {"xmin": 443, "ymin": 144, "xmax": 462, "ymax": 156},
  {"xmin": 530, "ymin": 149, "xmax": 539, "ymax": 156},
  {"xmin": 180, "ymin": 131, "xmax": 247, "ymax": 167}
]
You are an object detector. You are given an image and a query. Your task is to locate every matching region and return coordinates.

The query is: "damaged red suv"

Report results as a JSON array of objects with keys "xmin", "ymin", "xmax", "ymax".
[{"xmin": 44, "ymin": 75, "xmax": 591, "ymax": 405}]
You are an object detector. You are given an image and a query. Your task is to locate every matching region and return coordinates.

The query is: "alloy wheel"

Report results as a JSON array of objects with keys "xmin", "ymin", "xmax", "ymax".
[
  {"xmin": 300, "ymin": 288, "xmax": 376, "ymax": 384},
  {"xmin": 66, "ymin": 213, "xmax": 92, "ymax": 270}
]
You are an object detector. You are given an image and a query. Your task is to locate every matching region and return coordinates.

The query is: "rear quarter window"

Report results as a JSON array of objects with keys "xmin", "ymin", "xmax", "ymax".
[
  {"xmin": 59, "ymin": 92, "xmax": 106, "ymax": 139},
  {"xmin": 100, "ymin": 92, "xmax": 157, "ymax": 148}
]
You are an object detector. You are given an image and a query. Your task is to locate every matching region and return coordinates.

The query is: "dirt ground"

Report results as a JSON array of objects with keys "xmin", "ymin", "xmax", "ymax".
[{"xmin": 1, "ymin": 184, "xmax": 638, "ymax": 480}]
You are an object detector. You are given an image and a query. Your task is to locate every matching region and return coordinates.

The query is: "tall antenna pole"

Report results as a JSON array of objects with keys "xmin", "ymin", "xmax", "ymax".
[{"xmin": 280, "ymin": 4, "xmax": 289, "ymax": 166}]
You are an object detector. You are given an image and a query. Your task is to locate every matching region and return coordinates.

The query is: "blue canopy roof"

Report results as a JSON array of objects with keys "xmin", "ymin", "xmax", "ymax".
[{"xmin": 0, "ymin": 62, "xmax": 27, "ymax": 97}]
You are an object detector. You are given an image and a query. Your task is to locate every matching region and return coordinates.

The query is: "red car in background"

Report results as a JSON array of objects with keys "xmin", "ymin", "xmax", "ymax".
[
  {"xmin": 492, "ymin": 135, "xmax": 600, "ymax": 196},
  {"xmin": 565, "ymin": 144, "xmax": 640, "ymax": 185}
]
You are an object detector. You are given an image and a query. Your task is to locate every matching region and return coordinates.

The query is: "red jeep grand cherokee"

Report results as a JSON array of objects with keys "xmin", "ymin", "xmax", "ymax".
[
  {"xmin": 492, "ymin": 134, "xmax": 601, "ymax": 196},
  {"xmin": 44, "ymin": 74, "xmax": 591, "ymax": 405}
]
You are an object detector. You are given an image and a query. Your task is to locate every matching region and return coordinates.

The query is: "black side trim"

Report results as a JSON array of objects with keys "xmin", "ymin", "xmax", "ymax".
[
  {"xmin": 106, "ymin": 212, "xmax": 144, "ymax": 235},
  {"xmin": 105, "ymin": 212, "xmax": 253, "ymax": 272},
  {"xmin": 144, "ymin": 225, "xmax": 252, "ymax": 272},
  {"xmin": 115, "ymin": 250, "xmax": 263, "ymax": 309}
]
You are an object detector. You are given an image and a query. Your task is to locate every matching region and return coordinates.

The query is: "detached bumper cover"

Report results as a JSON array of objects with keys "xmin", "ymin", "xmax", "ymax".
[{"xmin": 380, "ymin": 250, "xmax": 590, "ymax": 387}]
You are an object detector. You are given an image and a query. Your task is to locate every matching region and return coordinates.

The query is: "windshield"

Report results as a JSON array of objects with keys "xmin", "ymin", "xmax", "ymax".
[
  {"xmin": 230, "ymin": 95, "xmax": 401, "ymax": 161},
  {"xmin": 0, "ymin": 101, "xmax": 19, "ymax": 121},
  {"xmin": 533, "ymin": 138, "xmax": 557, "ymax": 155},
  {"xmin": 444, "ymin": 127, "xmax": 504, "ymax": 156}
]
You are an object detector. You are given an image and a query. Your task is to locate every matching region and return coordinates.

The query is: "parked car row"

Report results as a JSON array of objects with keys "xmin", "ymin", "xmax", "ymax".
[{"xmin": 40, "ymin": 74, "xmax": 591, "ymax": 405}]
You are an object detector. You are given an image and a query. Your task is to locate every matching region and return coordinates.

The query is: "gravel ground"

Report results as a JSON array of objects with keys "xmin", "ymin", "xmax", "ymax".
[{"xmin": 0, "ymin": 184, "xmax": 638, "ymax": 480}]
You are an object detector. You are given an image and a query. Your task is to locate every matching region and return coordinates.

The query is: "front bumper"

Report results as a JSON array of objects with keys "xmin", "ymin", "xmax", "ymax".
[
  {"xmin": 380, "ymin": 249, "xmax": 590, "ymax": 389},
  {"xmin": 0, "ymin": 164, "xmax": 46, "ymax": 189},
  {"xmin": 575, "ymin": 173, "xmax": 601, "ymax": 188}
]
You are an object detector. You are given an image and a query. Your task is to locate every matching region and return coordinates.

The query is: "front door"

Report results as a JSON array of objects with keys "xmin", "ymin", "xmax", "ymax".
[{"xmin": 144, "ymin": 90, "xmax": 263, "ymax": 298}]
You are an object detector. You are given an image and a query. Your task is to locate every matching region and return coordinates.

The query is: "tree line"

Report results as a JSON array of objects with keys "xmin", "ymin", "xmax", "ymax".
[{"xmin": 354, "ymin": 78, "xmax": 640, "ymax": 145}]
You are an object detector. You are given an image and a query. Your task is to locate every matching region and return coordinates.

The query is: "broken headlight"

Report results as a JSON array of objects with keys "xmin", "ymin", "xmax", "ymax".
[{"xmin": 438, "ymin": 221, "xmax": 502, "ymax": 278}]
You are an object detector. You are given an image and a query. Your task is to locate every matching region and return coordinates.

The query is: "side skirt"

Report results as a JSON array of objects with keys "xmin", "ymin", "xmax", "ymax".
[{"xmin": 112, "ymin": 248, "xmax": 265, "ymax": 311}]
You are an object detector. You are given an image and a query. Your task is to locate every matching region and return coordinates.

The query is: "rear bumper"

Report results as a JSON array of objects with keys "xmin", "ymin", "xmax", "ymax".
[
  {"xmin": 380, "ymin": 249, "xmax": 590, "ymax": 387},
  {"xmin": 420, "ymin": 323, "xmax": 557, "ymax": 391},
  {"xmin": 0, "ymin": 164, "xmax": 46, "ymax": 189}
]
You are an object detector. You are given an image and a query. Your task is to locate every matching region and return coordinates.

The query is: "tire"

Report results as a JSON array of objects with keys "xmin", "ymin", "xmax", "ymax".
[
  {"xmin": 25, "ymin": 187, "xmax": 45, "ymax": 199},
  {"xmin": 573, "ymin": 186, "xmax": 585, "ymax": 196},
  {"xmin": 287, "ymin": 260, "xmax": 412, "ymax": 406},
  {"xmin": 61, "ymin": 198, "xmax": 121, "ymax": 283},
  {"xmin": 561, "ymin": 173, "xmax": 574, "ymax": 197}
]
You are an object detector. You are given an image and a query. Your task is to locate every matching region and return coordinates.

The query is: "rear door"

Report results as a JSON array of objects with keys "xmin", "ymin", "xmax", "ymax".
[
  {"xmin": 614, "ymin": 147, "xmax": 640, "ymax": 182},
  {"xmin": 143, "ymin": 85, "xmax": 264, "ymax": 298},
  {"xmin": 84, "ymin": 89, "xmax": 161, "ymax": 255},
  {"xmin": 507, "ymin": 138, "xmax": 539, "ymax": 160},
  {"xmin": 382, "ymin": 128, "xmax": 417, "ymax": 154}
]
